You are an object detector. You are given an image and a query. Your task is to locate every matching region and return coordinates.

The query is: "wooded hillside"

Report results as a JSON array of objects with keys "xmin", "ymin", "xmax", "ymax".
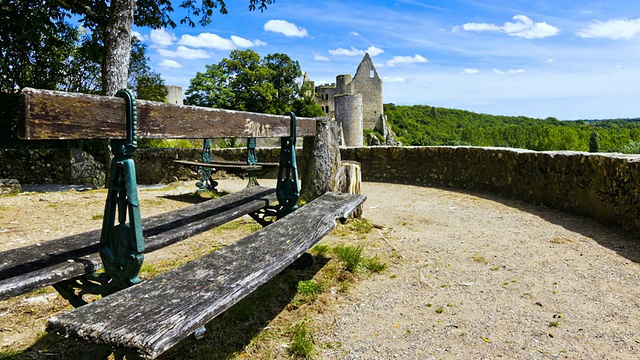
[{"xmin": 384, "ymin": 104, "xmax": 640, "ymax": 153}]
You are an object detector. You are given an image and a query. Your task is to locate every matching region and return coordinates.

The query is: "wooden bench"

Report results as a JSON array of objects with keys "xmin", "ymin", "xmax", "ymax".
[
  {"xmin": 4, "ymin": 88, "xmax": 366, "ymax": 359},
  {"xmin": 173, "ymin": 138, "xmax": 279, "ymax": 191}
]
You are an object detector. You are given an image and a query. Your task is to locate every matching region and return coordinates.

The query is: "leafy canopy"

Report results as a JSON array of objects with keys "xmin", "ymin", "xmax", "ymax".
[{"xmin": 185, "ymin": 50, "xmax": 323, "ymax": 117}]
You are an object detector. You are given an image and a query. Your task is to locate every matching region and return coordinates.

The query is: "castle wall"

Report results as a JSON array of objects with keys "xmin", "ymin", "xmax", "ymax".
[
  {"xmin": 314, "ymin": 85, "xmax": 337, "ymax": 118},
  {"xmin": 351, "ymin": 54, "xmax": 383, "ymax": 130},
  {"xmin": 5, "ymin": 146, "xmax": 639, "ymax": 233}
]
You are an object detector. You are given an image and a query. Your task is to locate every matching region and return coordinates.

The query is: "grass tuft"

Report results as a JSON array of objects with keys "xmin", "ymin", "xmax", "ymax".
[
  {"xmin": 332, "ymin": 244, "xmax": 364, "ymax": 272},
  {"xmin": 290, "ymin": 320, "xmax": 316, "ymax": 358},
  {"xmin": 363, "ymin": 256, "xmax": 387, "ymax": 273},
  {"xmin": 311, "ymin": 243, "xmax": 330, "ymax": 257}
]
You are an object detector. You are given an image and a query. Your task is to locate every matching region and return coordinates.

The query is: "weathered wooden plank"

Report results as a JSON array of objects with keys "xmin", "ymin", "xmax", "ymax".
[
  {"xmin": 0, "ymin": 187, "xmax": 276, "ymax": 300},
  {"xmin": 47, "ymin": 192, "xmax": 367, "ymax": 359},
  {"xmin": 173, "ymin": 159, "xmax": 263, "ymax": 171},
  {"xmin": 19, "ymin": 88, "xmax": 317, "ymax": 140}
]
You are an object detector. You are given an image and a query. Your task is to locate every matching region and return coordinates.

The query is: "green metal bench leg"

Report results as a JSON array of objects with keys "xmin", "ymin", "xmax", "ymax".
[
  {"xmin": 196, "ymin": 138, "xmax": 218, "ymax": 192},
  {"xmin": 246, "ymin": 137, "xmax": 259, "ymax": 188}
]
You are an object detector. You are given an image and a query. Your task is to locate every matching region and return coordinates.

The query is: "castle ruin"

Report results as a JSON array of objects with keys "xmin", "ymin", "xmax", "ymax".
[{"xmin": 311, "ymin": 53, "xmax": 396, "ymax": 146}]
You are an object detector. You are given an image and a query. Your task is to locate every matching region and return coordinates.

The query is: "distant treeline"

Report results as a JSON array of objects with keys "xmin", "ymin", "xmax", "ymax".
[{"xmin": 384, "ymin": 104, "xmax": 640, "ymax": 153}]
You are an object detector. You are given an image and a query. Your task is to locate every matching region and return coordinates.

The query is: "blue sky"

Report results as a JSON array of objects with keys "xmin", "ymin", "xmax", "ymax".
[{"xmin": 132, "ymin": 0, "xmax": 640, "ymax": 120}]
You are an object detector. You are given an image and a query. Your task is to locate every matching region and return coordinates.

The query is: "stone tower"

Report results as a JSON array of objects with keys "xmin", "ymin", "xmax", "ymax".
[
  {"xmin": 349, "ymin": 54, "xmax": 383, "ymax": 130},
  {"xmin": 165, "ymin": 85, "xmax": 183, "ymax": 105},
  {"xmin": 313, "ymin": 54, "xmax": 384, "ymax": 131}
]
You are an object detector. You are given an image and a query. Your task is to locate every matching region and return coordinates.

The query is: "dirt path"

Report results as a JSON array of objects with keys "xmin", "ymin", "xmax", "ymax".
[
  {"xmin": 314, "ymin": 182, "xmax": 640, "ymax": 359},
  {"xmin": 1, "ymin": 180, "xmax": 640, "ymax": 359}
]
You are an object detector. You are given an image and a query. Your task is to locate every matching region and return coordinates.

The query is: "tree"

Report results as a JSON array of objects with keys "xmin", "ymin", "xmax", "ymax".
[
  {"xmin": 185, "ymin": 50, "xmax": 316, "ymax": 116},
  {"xmin": 0, "ymin": 1, "xmax": 78, "ymax": 91},
  {"xmin": 128, "ymin": 39, "xmax": 167, "ymax": 101},
  {"xmin": 589, "ymin": 130, "xmax": 600, "ymax": 153},
  {"xmin": 56, "ymin": 0, "xmax": 275, "ymax": 96}
]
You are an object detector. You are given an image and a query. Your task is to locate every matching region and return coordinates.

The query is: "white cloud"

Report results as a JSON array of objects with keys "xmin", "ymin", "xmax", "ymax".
[
  {"xmin": 177, "ymin": 33, "xmax": 266, "ymax": 50},
  {"xmin": 382, "ymin": 76, "xmax": 406, "ymax": 83},
  {"xmin": 159, "ymin": 60, "xmax": 183, "ymax": 69},
  {"xmin": 150, "ymin": 29, "xmax": 176, "ymax": 47},
  {"xmin": 157, "ymin": 46, "xmax": 210, "ymax": 60},
  {"xmin": 577, "ymin": 18, "xmax": 640, "ymax": 39},
  {"xmin": 230, "ymin": 35, "xmax": 267, "ymax": 48},
  {"xmin": 314, "ymin": 54, "xmax": 330, "ymax": 61},
  {"xmin": 328, "ymin": 46, "xmax": 384, "ymax": 57},
  {"xmin": 386, "ymin": 54, "xmax": 428, "ymax": 67},
  {"xmin": 493, "ymin": 68, "xmax": 526, "ymax": 74},
  {"xmin": 132, "ymin": 31, "xmax": 146, "ymax": 41},
  {"xmin": 547, "ymin": 58, "xmax": 556, "ymax": 63},
  {"xmin": 454, "ymin": 15, "xmax": 560, "ymax": 39},
  {"xmin": 329, "ymin": 47, "xmax": 360, "ymax": 56},
  {"xmin": 366, "ymin": 46, "xmax": 384, "ymax": 56},
  {"xmin": 350, "ymin": 31, "xmax": 360, "ymax": 36},
  {"xmin": 463, "ymin": 68, "xmax": 479, "ymax": 74},
  {"xmin": 264, "ymin": 20, "xmax": 309, "ymax": 37},
  {"xmin": 178, "ymin": 33, "xmax": 233, "ymax": 50}
]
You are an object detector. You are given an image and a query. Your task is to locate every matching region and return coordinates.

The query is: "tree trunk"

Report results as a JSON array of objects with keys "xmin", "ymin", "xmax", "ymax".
[
  {"xmin": 300, "ymin": 118, "xmax": 341, "ymax": 203},
  {"xmin": 99, "ymin": 0, "xmax": 134, "ymax": 186},
  {"xmin": 103, "ymin": 0, "xmax": 134, "ymax": 96},
  {"xmin": 335, "ymin": 161, "xmax": 363, "ymax": 219}
]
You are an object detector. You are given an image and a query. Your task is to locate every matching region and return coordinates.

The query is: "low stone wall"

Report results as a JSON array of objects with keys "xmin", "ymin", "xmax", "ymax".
[
  {"xmin": 0, "ymin": 149, "xmax": 105, "ymax": 187},
  {"xmin": 3, "ymin": 146, "xmax": 639, "ymax": 233},
  {"xmin": 340, "ymin": 146, "xmax": 640, "ymax": 233}
]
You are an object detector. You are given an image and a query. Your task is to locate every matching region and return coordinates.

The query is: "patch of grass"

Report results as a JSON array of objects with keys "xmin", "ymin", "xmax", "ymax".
[
  {"xmin": 362, "ymin": 256, "xmax": 387, "ymax": 273},
  {"xmin": 435, "ymin": 306, "xmax": 444, "ymax": 314},
  {"xmin": 290, "ymin": 320, "xmax": 316, "ymax": 358},
  {"xmin": 332, "ymin": 244, "xmax": 364, "ymax": 272},
  {"xmin": 311, "ymin": 243, "xmax": 330, "ymax": 257},
  {"xmin": 0, "ymin": 349, "xmax": 19, "ymax": 359},
  {"xmin": 346, "ymin": 219, "xmax": 373, "ymax": 234},
  {"xmin": 549, "ymin": 321, "xmax": 560, "ymax": 327},
  {"xmin": 91, "ymin": 214, "xmax": 104, "ymax": 220},
  {"xmin": 490, "ymin": 266, "xmax": 500, "ymax": 271},
  {"xmin": 333, "ymin": 218, "xmax": 373, "ymax": 238},
  {"xmin": 294, "ymin": 280, "xmax": 325, "ymax": 305}
]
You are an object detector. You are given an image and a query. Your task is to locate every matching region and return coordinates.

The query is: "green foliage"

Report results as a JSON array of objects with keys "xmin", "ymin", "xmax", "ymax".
[
  {"xmin": 137, "ymin": 139, "xmax": 199, "ymax": 149},
  {"xmin": 295, "ymin": 280, "xmax": 325, "ymax": 304},
  {"xmin": 185, "ymin": 50, "xmax": 307, "ymax": 115},
  {"xmin": 589, "ymin": 130, "xmax": 600, "ymax": 153},
  {"xmin": 290, "ymin": 320, "xmax": 316, "ymax": 358},
  {"xmin": 292, "ymin": 96, "xmax": 325, "ymax": 118},
  {"xmin": 332, "ymin": 244, "xmax": 364, "ymax": 272},
  {"xmin": 362, "ymin": 256, "xmax": 387, "ymax": 273},
  {"xmin": 384, "ymin": 103, "xmax": 640, "ymax": 153},
  {"xmin": 311, "ymin": 244, "xmax": 331, "ymax": 257}
]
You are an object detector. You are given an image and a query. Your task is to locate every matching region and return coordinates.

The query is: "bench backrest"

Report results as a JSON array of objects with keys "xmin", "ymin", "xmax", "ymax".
[{"xmin": 19, "ymin": 88, "xmax": 317, "ymax": 140}]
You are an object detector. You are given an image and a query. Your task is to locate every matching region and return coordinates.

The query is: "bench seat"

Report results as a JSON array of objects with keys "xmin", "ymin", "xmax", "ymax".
[
  {"xmin": 0, "ymin": 186, "xmax": 277, "ymax": 300},
  {"xmin": 173, "ymin": 159, "xmax": 279, "ymax": 170},
  {"xmin": 47, "ymin": 192, "xmax": 366, "ymax": 359}
]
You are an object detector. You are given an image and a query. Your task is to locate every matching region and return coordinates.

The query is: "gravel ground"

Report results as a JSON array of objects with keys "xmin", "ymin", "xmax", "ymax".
[
  {"xmin": 1, "ymin": 180, "xmax": 640, "ymax": 359},
  {"xmin": 314, "ymin": 182, "xmax": 640, "ymax": 359}
]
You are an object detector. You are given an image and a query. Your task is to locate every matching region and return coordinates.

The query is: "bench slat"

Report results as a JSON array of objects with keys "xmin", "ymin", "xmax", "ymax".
[
  {"xmin": 0, "ymin": 187, "xmax": 276, "ymax": 300},
  {"xmin": 173, "ymin": 159, "xmax": 263, "ymax": 171},
  {"xmin": 19, "ymin": 88, "xmax": 317, "ymax": 140},
  {"xmin": 47, "ymin": 192, "xmax": 366, "ymax": 359}
]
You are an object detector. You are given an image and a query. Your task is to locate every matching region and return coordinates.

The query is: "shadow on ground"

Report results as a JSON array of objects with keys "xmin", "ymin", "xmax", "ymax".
[
  {"xmin": 427, "ymin": 184, "xmax": 640, "ymax": 265},
  {"xmin": 5, "ymin": 257, "xmax": 325, "ymax": 360}
]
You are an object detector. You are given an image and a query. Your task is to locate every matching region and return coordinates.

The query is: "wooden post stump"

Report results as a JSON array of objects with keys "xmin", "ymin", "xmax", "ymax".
[{"xmin": 336, "ymin": 161, "xmax": 363, "ymax": 218}]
